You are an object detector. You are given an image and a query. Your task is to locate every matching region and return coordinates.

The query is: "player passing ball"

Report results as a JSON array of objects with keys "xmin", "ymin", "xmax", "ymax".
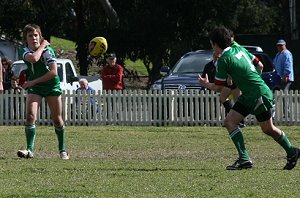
[
  {"xmin": 198, "ymin": 26, "xmax": 299, "ymax": 170},
  {"xmin": 17, "ymin": 24, "xmax": 69, "ymax": 160}
]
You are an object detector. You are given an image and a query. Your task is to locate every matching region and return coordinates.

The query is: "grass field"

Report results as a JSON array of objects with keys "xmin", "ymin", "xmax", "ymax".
[
  {"xmin": 51, "ymin": 36, "xmax": 76, "ymax": 52},
  {"xmin": 1, "ymin": 125, "xmax": 300, "ymax": 197}
]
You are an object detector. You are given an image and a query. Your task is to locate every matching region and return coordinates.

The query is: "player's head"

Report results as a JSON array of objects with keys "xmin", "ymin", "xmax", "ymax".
[
  {"xmin": 22, "ymin": 24, "xmax": 43, "ymax": 47},
  {"xmin": 209, "ymin": 26, "xmax": 232, "ymax": 50}
]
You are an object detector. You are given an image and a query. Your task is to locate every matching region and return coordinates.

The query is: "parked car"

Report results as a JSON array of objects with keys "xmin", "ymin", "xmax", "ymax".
[
  {"xmin": 150, "ymin": 48, "xmax": 281, "ymax": 92},
  {"xmin": 242, "ymin": 45, "xmax": 263, "ymax": 52},
  {"xmin": 151, "ymin": 50, "xmax": 213, "ymax": 91}
]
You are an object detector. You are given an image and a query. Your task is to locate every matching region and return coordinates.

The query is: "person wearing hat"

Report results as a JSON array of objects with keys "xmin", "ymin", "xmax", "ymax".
[
  {"xmin": 273, "ymin": 39, "xmax": 294, "ymax": 91},
  {"xmin": 101, "ymin": 52, "xmax": 124, "ymax": 90}
]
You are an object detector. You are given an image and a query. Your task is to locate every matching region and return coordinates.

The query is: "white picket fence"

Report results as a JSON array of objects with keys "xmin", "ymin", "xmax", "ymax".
[{"xmin": 0, "ymin": 90, "xmax": 299, "ymax": 126}]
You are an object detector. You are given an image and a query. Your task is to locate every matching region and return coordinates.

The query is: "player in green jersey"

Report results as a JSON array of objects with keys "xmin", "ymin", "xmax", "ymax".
[
  {"xmin": 17, "ymin": 24, "xmax": 69, "ymax": 160},
  {"xmin": 199, "ymin": 26, "xmax": 299, "ymax": 170}
]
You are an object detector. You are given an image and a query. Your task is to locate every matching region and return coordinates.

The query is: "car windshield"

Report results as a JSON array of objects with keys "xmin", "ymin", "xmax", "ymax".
[
  {"xmin": 171, "ymin": 53, "xmax": 212, "ymax": 74},
  {"xmin": 253, "ymin": 53, "xmax": 274, "ymax": 72}
]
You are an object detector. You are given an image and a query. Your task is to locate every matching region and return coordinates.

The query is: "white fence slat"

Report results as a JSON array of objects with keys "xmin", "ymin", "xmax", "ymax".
[{"xmin": 1, "ymin": 90, "xmax": 300, "ymax": 126}]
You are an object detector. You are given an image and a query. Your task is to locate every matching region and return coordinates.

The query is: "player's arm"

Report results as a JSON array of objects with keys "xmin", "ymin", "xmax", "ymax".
[
  {"xmin": 22, "ymin": 48, "xmax": 58, "ymax": 89},
  {"xmin": 252, "ymin": 56, "xmax": 263, "ymax": 74},
  {"xmin": 282, "ymin": 54, "xmax": 293, "ymax": 83},
  {"xmin": 198, "ymin": 74, "xmax": 224, "ymax": 92},
  {"xmin": 24, "ymin": 40, "xmax": 50, "ymax": 63},
  {"xmin": 22, "ymin": 62, "xmax": 57, "ymax": 89}
]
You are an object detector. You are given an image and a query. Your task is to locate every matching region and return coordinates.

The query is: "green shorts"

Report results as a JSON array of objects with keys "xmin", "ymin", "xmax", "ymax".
[
  {"xmin": 28, "ymin": 84, "xmax": 62, "ymax": 97},
  {"xmin": 237, "ymin": 90, "xmax": 274, "ymax": 116}
]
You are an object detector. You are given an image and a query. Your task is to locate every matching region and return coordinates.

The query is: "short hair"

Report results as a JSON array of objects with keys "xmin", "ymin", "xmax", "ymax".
[
  {"xmin": 209, "ymin": 26, "xmax": 232, "ymax": 49},
  {"xmin": 22, "ymin": 24, "xmax": 43, "ymax": 46},
  {"xmin": 79, "ymin": 78, "xmax": 88, "ymax": 84}
]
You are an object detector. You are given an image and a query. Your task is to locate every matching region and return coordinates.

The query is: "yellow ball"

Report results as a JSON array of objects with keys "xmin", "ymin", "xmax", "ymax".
[{"xmin": 89, "ymin": 37, "xmax": 108, "ymax": 57}]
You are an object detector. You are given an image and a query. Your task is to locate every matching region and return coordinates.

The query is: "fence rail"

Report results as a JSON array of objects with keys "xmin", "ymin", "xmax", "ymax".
[{"xmin": 0, "ymin": 90, "xmax": 299, "ymax": 126}]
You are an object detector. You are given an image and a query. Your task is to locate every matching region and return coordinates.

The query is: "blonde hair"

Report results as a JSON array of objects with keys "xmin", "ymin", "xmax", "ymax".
[{"xmin": 22, "ymin": 24, "xmax": 43, "ymax": 46}]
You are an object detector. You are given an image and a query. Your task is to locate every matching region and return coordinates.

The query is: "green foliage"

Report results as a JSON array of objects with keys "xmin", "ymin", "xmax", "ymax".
[
  {"xmin": 124, "ymin": 59, "xmax": 148, "ymax": 75},
  {"xmin": 0, "ymin": 0, "xmax": 288, "ymax": 80},
  {"xmin": 1, "ymin": 125, "xmax": 300, "ymax": 197},
  {"xmin": 50, "ymin": 36, "xmax": 76, "ymax": 51}
]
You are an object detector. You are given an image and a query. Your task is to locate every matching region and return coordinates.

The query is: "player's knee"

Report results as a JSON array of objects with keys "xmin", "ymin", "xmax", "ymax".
[
  {"xmin": 219, "ymin": 96, "xmax": 225, "ymax": 103},
  {"xmin": 26, "ymin": 113, "xmax": 35, "ymax": 123},
  {"xmin": 261, "ymin": 125, "xmax": 278, "ymax": 136},
  {"xmin": 223, "ymin": 117, "xmax": 233, "ymax": 129},
  {"xmin": 52, "ymin": 118, "xmax": 64, "ymax": 128}
]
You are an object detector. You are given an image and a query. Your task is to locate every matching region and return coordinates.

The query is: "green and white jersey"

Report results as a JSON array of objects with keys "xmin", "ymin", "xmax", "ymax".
[
  {"xmin": 19, "ymin": 46, "xmax": 60, "ymax": 90},
  {"xmin": 215, "ymin": 42, "xmax": 270, "ymax": 97},
  {"xmin": 215, "ymin": 42, "xmax": 274, "ymax": 115}
]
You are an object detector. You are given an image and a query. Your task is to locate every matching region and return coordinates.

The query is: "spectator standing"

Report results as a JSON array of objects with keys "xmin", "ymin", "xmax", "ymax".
[
  {"xmin": 1, "ymin": 56, "xmax": 13, "ymax": 91},
  {"xmin": 101, "ymin": 53, "xmax": 123, "ymax": 90},
  {"xmin": 273, "ymin": 39, "xmax": 294, "ymax": 91}
]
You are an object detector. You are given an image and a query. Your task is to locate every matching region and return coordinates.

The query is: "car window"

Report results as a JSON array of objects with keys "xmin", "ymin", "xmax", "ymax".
[
  {"xmin": 11, "ymin": 62, "xmax": 28, "ymax": 77},
  {"xmin": 65, "ymin": 62, "xmax": 76, "ymax": 83},
  {"xmin": 253, "ymin": 53, "xmax": 274, "ymax": 72},
  {"xmin": 171, "ymin": 53, "xmax": 212, "ymax": 74},
  {"xmin": 57, "ymin": 63, "xmax": 63, "ymax": 82}
]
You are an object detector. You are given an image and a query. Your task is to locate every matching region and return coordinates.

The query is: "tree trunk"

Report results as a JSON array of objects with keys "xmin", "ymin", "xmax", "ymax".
[
  {"xmin": 99, "ymin": 0, "xmax": 119, "ymax": 28},
  {"xmin": 75, "ymin": 0, "xmax": 88, "ymax": 75}
]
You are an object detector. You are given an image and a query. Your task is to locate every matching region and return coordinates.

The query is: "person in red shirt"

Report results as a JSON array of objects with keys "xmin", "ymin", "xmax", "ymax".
[
  {"xmin": 18, "ymin": 69, "xmax": 29, "ymax": 87},
  {"xmin": 101, "ymin": 53, "xmax": 124, "ymax": 90}
]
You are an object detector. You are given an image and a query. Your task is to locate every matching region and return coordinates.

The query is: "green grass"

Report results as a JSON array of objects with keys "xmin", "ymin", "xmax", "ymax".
[
  {"xmin": 50, "ymin": 36, "xmax": 76, "ymax": 52},
  {"xmin": 124, "ymin": 59, "xmax": 149, "ymax": 76},
  {"xmin": 2, "ymin": 126, "xmax": 299, "ymax": 197}
]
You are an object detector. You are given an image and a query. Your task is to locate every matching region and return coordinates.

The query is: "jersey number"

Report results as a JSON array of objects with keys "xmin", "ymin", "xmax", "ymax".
[{"xmin": 235, "ymin": 51, "xmax": 256, "ymax": 71}]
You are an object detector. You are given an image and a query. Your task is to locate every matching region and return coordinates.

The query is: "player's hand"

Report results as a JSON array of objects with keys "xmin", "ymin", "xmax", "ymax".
[
  {"xmin": 198, "ymin": 74, "xmax": 209, "ymax": 87},
  {"xmin": 41, "ymin": 39, "xmax": 50, "ymax": 47},
  {"xmin": 22, "ymin": 81, "xmax": 34, "ymax": 90},
  {"xmin": 281, "ymin": 76, "xmax": 289, "ymax": 84},
  {"xmin": 227, "ymin": 76, "xmax": 233, "ymax": 86}
]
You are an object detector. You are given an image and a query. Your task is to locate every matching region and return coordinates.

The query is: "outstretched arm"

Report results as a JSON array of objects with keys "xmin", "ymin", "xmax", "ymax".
[{"xmin": 198, "ymin": 74, "xmax": 224, "ymax": 92}]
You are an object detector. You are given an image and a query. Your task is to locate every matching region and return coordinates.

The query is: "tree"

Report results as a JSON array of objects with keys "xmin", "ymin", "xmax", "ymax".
[
  {"xmin": 105, "ymin": 0, "xmax": 285, "ymax": 85},
  {"xmin": 74, "ymin": 0, "xmax": 119, "ymax": 75},
  {"xmin": 0, "ymin": 0, "xmax": 290, "ymax": 83}
]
